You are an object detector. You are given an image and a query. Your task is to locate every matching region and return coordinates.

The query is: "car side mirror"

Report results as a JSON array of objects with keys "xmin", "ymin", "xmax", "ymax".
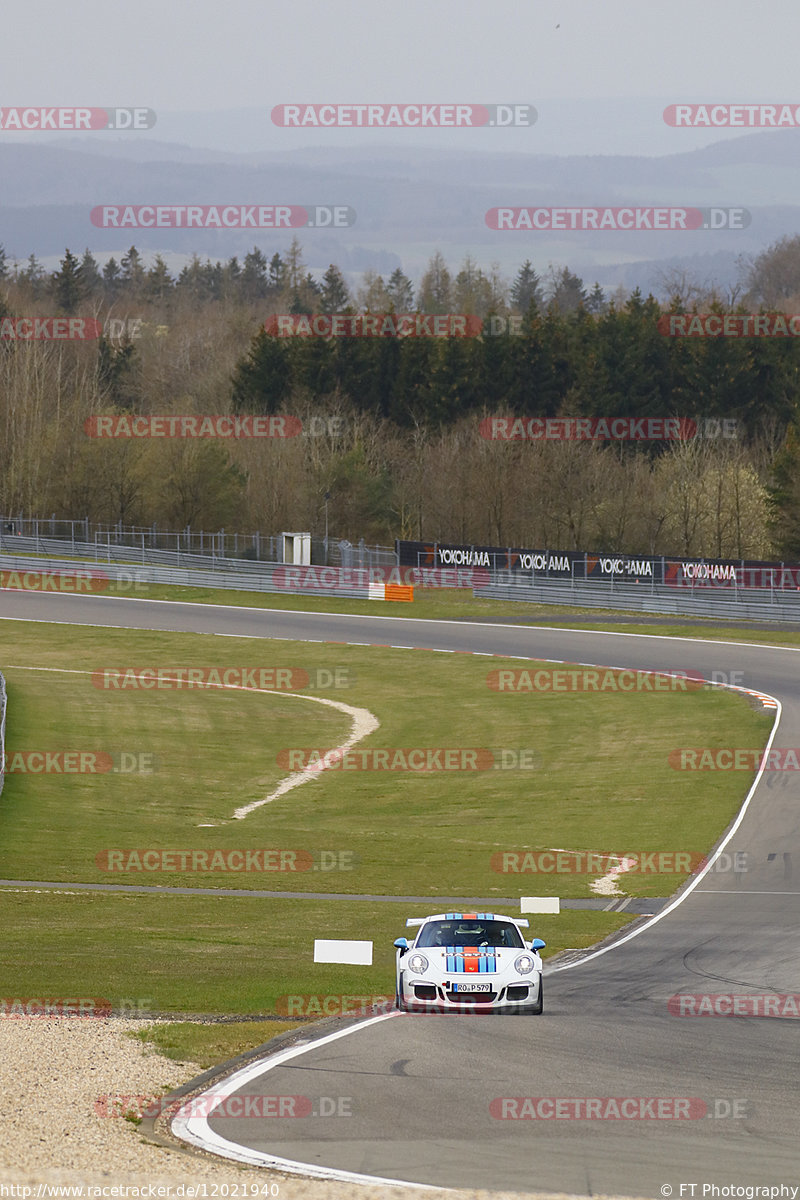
[
  {"xmin": 531, "ymin": 938, "xmax": 546, "ymax": 952},
  {"xmin": 394, "ymin": 937, "xmax": 409, "ymax": 951}
]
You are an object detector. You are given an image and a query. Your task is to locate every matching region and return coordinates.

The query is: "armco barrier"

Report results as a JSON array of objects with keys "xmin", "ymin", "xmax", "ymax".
[
  {"xmin": 0, "ymin": 671, "xmax": 6, "ymax": 797},
  {"xmin": 474, "ymin": 579, "xmax": 800, "ymax": 623},
  {"xmin": 2, "ymin": 550, "xmax": 797, "ymax": 619},
  {"xmin": 0, "ymin": 555, "xmax": 407, "ymax": 601}
]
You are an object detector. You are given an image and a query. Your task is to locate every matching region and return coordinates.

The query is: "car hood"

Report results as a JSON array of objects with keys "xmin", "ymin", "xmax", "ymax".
[{"xmin": 419, "ymin": 946, "xmax": 521, "ymax": 974}]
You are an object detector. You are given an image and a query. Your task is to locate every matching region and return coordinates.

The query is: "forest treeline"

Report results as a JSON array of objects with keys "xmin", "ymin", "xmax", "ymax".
[{"xmin": 2, "ymin": 235, "xmax": 800, "ymax": 558}]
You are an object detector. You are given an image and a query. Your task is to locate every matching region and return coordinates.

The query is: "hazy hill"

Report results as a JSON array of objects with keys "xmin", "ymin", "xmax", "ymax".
[{"xmin": 1, "ymin": 129, "xmax": 798, "ymax": 292}]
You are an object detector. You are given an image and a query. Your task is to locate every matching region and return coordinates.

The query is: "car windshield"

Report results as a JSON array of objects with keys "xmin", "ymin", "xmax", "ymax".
[{"xmin": 416, "ymin": 919, "xmax": 525, "ymax": 949}]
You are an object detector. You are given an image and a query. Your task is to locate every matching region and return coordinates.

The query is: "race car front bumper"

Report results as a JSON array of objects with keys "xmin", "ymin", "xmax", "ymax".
[{"xmin": 399, "ymin": 973, "xmax": 541, "ymax": 1012}]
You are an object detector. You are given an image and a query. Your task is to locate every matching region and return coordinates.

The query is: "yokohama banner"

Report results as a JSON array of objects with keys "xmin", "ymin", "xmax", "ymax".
[
  {"xmin": 396, "ymin": 541, "xmax": 800, "ymax": 589},
  {"xmin": 397, "ymin": 541, "xmax": 581, "ymax": 579}
]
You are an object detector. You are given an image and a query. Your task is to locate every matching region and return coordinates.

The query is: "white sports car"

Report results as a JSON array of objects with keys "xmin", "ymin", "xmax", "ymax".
[{"xmin": 394, "ymin": 911, "xmax": 545, "ymax": 1014}]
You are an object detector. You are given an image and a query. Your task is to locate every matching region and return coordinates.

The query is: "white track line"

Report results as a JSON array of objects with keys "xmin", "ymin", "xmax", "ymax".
[
  {"xmin": 170, "ymin": 666, "xmax": 784, "ymax": 1179},
  {"xmin": 548, "ymin": 679, "xmax": 782, "ymax": 972},
  {"xmin": 170, "ymin": 1012, "xmax": 442, "ymax": 1189},
  {"xmin": 3, "ymin": 603, "xmax": 791, "ymax": 1181}
]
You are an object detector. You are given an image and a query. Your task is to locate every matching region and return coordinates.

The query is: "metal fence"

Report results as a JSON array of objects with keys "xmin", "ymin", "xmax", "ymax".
[
  {"xmin": 5, "ymin": 514, "xmax": 800, "ymax": 621},
  {"xmin": 0, "ymin": 515, "xmax": 395, "ymax": 568},
  {"xmin": 0, "ymin": 515, "xmax": 278, "ymax": 559},
  {"xmin": 1, "ymin": 533, "xmax": 288, "ymax": 572},
  {"xmin": 334, "ymin": 539, "xmax": 398, "ymax": 569}
]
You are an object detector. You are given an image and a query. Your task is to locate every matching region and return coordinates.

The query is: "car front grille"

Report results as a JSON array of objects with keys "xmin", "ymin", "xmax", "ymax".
[{"xmin": 446, "ymin": 989, "xmax": 498, "ymax": 1003}]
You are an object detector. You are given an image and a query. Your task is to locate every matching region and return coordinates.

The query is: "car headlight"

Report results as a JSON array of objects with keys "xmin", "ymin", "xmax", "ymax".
[
  {"xmin": 407, "ymin": 952, "xmax": 429, "ymax": 975},
  {"xmin": 514, "ymin": 953, "xmax": 535, "ymax": 974}
]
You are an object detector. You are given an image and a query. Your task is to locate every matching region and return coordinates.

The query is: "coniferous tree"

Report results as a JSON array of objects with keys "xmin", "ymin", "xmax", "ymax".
[
  {"xmin": 386, "ymin": 268, "xmax": 414, "ymax": 311},
  {"xmin": 290, "ymin": 272, "xmax": 322, "ymax": 315},
  {"xmin": 103, "ymin": 257, "xmax": 122, "ymax": 300},
  {"xmin": 231, "ymin": 328, "xmax": 292, "ymax": 410},
  {"xmin": 319, "ymin": 264, "xmax": 351, "ymax": 313},
  {"xmin": 221, "ymin": 256, "xmax": 242, "ymax": 299},
  {"xmin": 80, "ymin": 249, "xmax": 103, "ymax": 297},
  {"xmin": 585, "ymin": 282, "xmax": 607, "ymax": 314},
  {"xmin": 120, "ymin": 246, "xmax": 145, "ymax": 295},
  {"xmin": 51, "ymin": 249, "xmax": 85, "ymax": 314},
  {"xmin": 546, "ymin": 266, "xmax": 587, "ymax": 313},
  {"xmin": 242, "ymin": 248, "xmax": 268, "ymax": 301},
  {"xmin": 510, "ymin": 260, "xmax": 543, "ymax": 312},
  {"xmin": 267, "ymin": 252, "xmax": 287, "ymax": 297},
  {"xmin": 145, "ymin": 254, "xmax": 174, "ymax": 301}
]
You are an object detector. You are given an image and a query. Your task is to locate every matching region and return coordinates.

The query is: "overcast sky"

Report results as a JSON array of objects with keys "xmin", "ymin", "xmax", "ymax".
[{"xmin": 3, "ymin": 0, "xmax": 800, "ymax": 155}]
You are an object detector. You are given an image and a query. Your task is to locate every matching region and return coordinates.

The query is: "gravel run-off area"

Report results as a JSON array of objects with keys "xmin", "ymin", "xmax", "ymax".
[{"xmin": 0, "ymin": 1016, "xmax": 636, "ymax": 1200}]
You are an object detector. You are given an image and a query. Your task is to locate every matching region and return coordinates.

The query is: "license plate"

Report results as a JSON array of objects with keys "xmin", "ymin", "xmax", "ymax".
[{"xmin": 451, "ymin": 982, "xmax": 491, "ymax": 993}]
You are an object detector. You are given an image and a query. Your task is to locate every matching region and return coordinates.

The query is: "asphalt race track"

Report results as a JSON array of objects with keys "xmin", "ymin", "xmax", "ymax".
[{"xmin": 2, "ymin": 591, "xmax": 799, "ymax": 1197}]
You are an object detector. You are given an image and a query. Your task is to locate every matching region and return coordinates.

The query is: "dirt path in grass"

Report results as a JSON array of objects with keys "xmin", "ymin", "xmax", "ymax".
[
  {"xmin": 230, "ymin": 691, "xmax": 379, "ymax": 822},
  {"xmin": 3, "ymin": 664, "xmax": 380, "ymax": 828}
]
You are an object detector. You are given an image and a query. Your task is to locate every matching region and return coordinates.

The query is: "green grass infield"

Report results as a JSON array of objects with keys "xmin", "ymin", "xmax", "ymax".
[{"xmin": 0, "ymin": 617, "xmax": 772, "ymax": 1016}]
